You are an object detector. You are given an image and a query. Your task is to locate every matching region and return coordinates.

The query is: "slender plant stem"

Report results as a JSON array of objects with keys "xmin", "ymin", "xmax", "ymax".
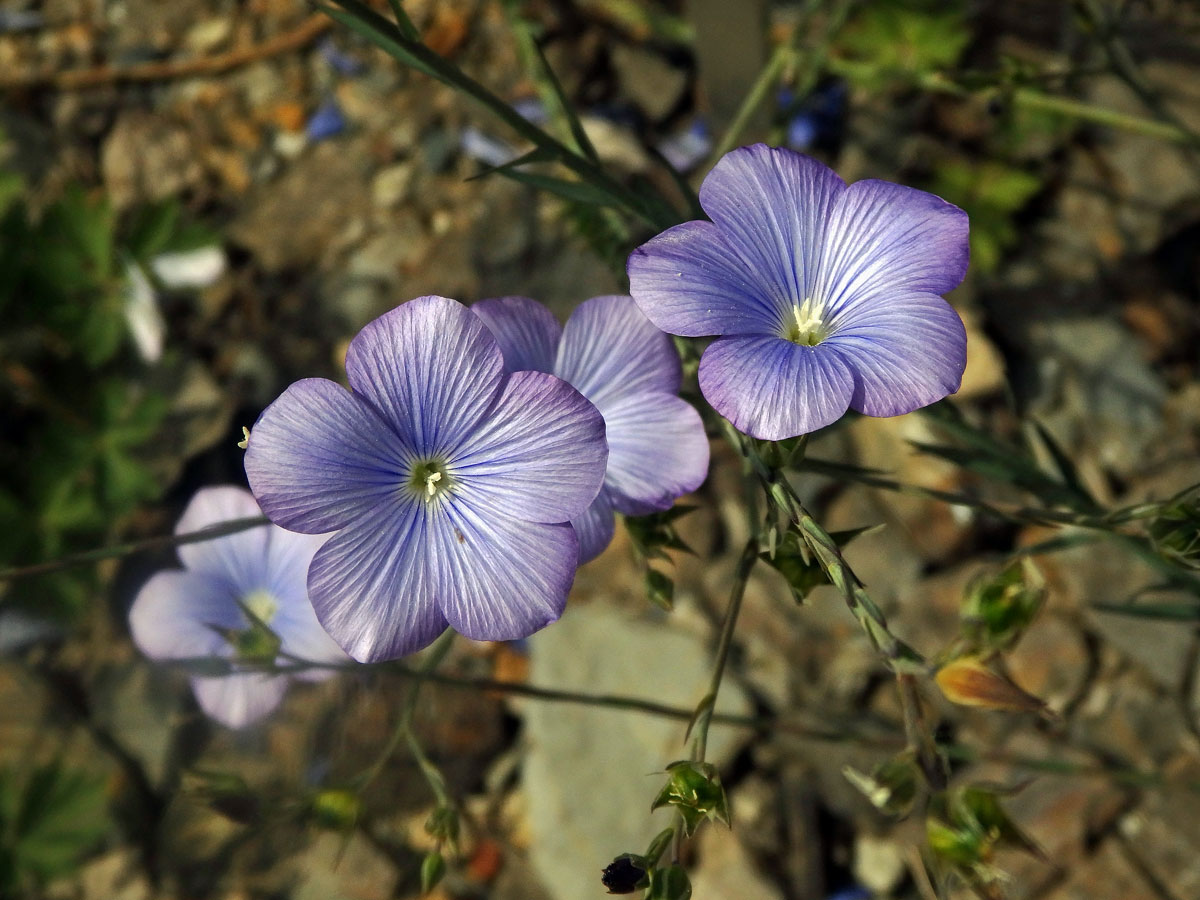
[
  {"xmin": 0, "ymin": 516, "xmax": 269, "ymax": 584},
  {"xmin": 689, "ymin": 538, "xmax": 759, "ymax": 764},
  {"xmin": 825, "ymin": 56, "xmax": 1197, "ymax": 145},
  {"xmin": 359, "ymin": 628, "xmax": 456, "ymax": 799},
  {"xmin": 897, "ymin": 673, "xmax": 945, "ymax": 791},
  {"xmin": 709, "ymin": 42, "xmax": 795, "ymax": 163}
]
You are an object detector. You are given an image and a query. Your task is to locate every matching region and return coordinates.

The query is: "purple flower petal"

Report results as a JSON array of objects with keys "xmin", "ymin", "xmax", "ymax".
[
  {"xmin": 571, "ymin": 487, "xmax": 616, "ymax": 564},
  {"xmin": 129, "ymin": 570, "xmax": 236, "ymax": 661},
  {"xmin": 438, "ymin": 499, "xmax": 577, "ymax": 641},
  {"xmin": 698, "ymin": 336, "xmax": 854, "ymax": 440},
  {"xmin": 698, "ymin": 144, "xmax": 846, "ymax": 307},
  {"xmin": 344, "ymin": 296, "xmax": 505, "ymax": 454},
  {"xmin": 627, "ymin": 220, "xmax": 781, "ymax": 336},
  {"xmin": 191, "ymin": 672, "xmax": 290, "ymax": 730},
  {"xmin": 827, "ymin": 292, "xmax": 967, "ymax": 416},
  {"xmin": 453, "ymin": 370, "xmax": 607, "ymax": 523},
  {"xmin": 818, "ymin": 179, "xmax": 969, "ymax": 317},
  {"xmin": 471, "ymin": 296, "xmax": 563, "ymax": 374},
  {"xmin": 307, "ymin": 500, "xmax": 449, "ymax": 663},
  {"xmin": 599, "ymin": 392, "xmax": 709, "ymax": 515},
  {"xmin": 264, "ymin": 530, "xmax": 347, "ymax": 678},
  {"xmin": 175, "ymin": 486, "xmax": 270, "ymax": 588},
  {"xmin": 245, "ymin": 378, "xmax": 412, "ymax": 534},
  {"xmin": 556, "ymin": 295, "xmax": 681, "ymax": 406}
]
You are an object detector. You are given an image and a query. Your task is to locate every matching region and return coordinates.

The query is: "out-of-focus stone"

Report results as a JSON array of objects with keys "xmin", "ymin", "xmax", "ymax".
[
  {"xmin": 1118, "ymin": 755, "xmax": 1200, "ymax": 900},
  {"xmin": 292, "ymin": 832, "xmax": 399, "ymax": 900},
  {"xmin": 690, "ymin": 823, "xmax": 784, "ymax": 900},
  {"xmin": 612, "ymin": 44, "xmax": 688, "ymax": 122},
  {"xmin": 228, "ymin": 139, "xmax": 372, "ymax": 271},
  {"xmin": 1005, "ymin": 614, "xmax": 1089, "ymax": 713},
  {"xmin": 76, "ymin": 849, "xmax": 152, "ymax": 900},
  {"xmin": 1037, "ymin": 839, "xmax": 1153, "ymax": 900},
  {"xmin": 102, "ymin": 112, "xmax": 203, "ymax": 210},
  {"xmin": 371, "ymin": 162, "xmax": 416, "ymax": 208},
  {"xmin": 519, "ymin": 604, "xmax": 751, "ymax": 900},
  {"xmin": 852, "ymin": 833, "xmax": 907, "ymax": 896}
]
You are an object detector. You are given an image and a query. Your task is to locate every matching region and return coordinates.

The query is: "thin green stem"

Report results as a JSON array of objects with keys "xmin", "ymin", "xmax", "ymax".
[
  {"xmin": 0, "ymin": 515, "xmax": 269, "ymax": 584},
  {"xmin": 709, "ymin": 42, "xmax": 795, "ymax": 164},
  {"xmin": 826, "ymin": 56, "xmax": 1198, "ymax": 145},
  {"xmin": 689, "ymin": 538, "xmax": 759, "ymax": 764},
  {"xmin": 359, "ymin": 627, "xmax": 456, "ymax": 799}
]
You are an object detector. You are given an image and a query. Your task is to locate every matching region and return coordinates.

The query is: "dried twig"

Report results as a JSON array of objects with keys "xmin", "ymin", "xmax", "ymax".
[{"xmin": 0, "ymin": 13, "xmax": 332, "ymax": 91}]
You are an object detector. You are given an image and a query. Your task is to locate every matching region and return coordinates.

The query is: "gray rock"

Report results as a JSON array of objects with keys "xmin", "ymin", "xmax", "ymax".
[{"xmin": 519, "ymin": 603, "xmax": 751, "ymax": 900}]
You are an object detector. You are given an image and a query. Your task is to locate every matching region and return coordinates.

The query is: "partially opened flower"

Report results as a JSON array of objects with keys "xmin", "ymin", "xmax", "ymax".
[
  {"xmin": 128, "ymin": 486, "xmax": 346, "ymax": 729},
  {"xmin": 472, "ymin": 295, "xmax": 709, "ymax": 563},
  {"xmin": 628, "ymin": 143, "xmax": 969, "ymax": 440},
  {"xmin": 244, "ymin": 296, "xmax": 608, "ymax": 662}
]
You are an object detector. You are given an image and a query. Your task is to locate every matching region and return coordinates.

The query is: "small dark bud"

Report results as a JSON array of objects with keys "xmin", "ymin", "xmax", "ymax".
[{"xmin": 601, "ymin": 854, "xmax": 648, "ymax": 894}]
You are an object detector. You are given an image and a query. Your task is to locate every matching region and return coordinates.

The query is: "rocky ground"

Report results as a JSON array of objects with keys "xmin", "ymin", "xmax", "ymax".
[{"xmin": 2, "ymin": 1, "xmax": 1200, "ymax": 899}]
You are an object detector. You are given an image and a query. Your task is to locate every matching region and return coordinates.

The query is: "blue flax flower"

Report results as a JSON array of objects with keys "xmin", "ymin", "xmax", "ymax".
[
  {"xmin": 244, "ymin": 296, "xmax": 608, "ymax": 662},
  {"xmin": 627, "ymin": 144, "xmax": 969, "ymax": 440},
  {"xmin": 472, "ymin": 295, "xmax": 710, "ymax": 563},
  {"xmin": 128, "ymin": 486, "xmax": 346, "ymax": 729}
]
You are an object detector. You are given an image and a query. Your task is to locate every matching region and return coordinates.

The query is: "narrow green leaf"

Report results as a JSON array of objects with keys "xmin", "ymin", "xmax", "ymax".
[
  {"xmin": 1092, "ymin": 600, "xmax": 1200, "ymax": 621},
  {"xmin": 529, "ymin": 39, "xmax": 599, "ymax": 163},
  {"xmin": 384, "ymin": 0, "xmax": 420, "ymax": 39},
  {"xmin": 494, "ymin": 168, "xmax": 615, "ymax": 206}
]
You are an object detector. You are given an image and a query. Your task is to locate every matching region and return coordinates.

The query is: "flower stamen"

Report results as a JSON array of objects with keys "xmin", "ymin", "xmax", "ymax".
[
  {"xmin": 785, "ymin": 298, "xmax": 828, "ymax": 347},
  {"xmin": 409, "ymin": 459, "xmax": 452, "ymax": 501}
]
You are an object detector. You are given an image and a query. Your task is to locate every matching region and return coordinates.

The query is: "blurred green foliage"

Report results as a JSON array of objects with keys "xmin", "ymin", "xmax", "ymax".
[
  {"xmin": 0, "ymin": 763, "xmax": 111, "ymax": 893},
  {"xmin": 0, "ymin": 164, "xmax": 210, "ymax": 618},
  {"xmin": 837, "ymin": 0, "xmax": 969, "ymax": 88},
  {"xmin": 928, "ymin": 159, "xmax": 1042, "ymax": 274}
]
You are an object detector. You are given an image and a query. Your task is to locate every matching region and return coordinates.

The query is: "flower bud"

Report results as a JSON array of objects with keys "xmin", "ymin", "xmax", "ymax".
[
  {"xmin": 309, "ymin": 788, "xmax": 361, "ymax": 831},
  {"xmin": 425, "ymin": 804, "xmax": 460, "ymax": 845},
  {"xmin": 1148, "ymin": 493, "xmax": 1200, "ymax": 570},
  {"xmin": 961, "ymin": 559, "xmax": 1044, "ymax": 653},
  {"xmin": 421, "ymin": 850, "xmax": 447, "ymax": 894},
  {"xmin": 650, "ymin": 761, "xmax": 730, "ymax": 836},
  {"xmin": 842, "ymin": 751, "xmax": 920, "ymax": 817},
  {"xmin": 647, "ymin": 864, "xmax": 692, "ymax": 900},
  {"xmin": 935, "ymin": 656, "xmax": 1045, "ymax": 714},
  {"xmin": 601, "ymin": 854, "xmax": 649, "ymax": 894}
]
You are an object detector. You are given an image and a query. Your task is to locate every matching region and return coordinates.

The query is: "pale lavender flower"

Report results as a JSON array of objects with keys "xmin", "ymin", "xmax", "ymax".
[
  {"xmin": 244, "ymin": 296, "xmax": 608, "ymax": 662},
  {"xmin": 128, "ymin": 486, "xmax": 346, "ymax": 729},
  {"xmin": 472, "ymin": 295, "xmax": 710, "ymax": 563},
  {"xmin": 628, "ymin": 144, "xmax": 969, "ymax": 440}
]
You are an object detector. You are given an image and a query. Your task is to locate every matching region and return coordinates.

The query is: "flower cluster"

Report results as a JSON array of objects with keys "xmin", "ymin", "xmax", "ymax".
[
  {"xmin": 135, "ymin": 144, "xmax": 968, "ymax": 695},
  {"xmin": 128, "ymin": 486, "xmax": 346, "ymax": 729},
  {"xmin": 244, "ymin": 295, "xmax": 708, "ymax": 663}
]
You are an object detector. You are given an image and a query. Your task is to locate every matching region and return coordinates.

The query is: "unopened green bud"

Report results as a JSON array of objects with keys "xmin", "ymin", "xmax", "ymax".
[
  {"xmin": 961, "ymin": 558, "xmax": 1044, "ymax": 653},
  {"xmin": 425, "ymin": 804, "xmax": 459, "ymax": 845},
  {"xmin": 421, "ymin": 851, "xmax": 446, "ymax": 894},
  {"xmin": 843, "ymin": 751, "xmax": 920, "ymax": 817},
  {"xmin": 926, "ymin": 785, "xmax": 1040, "ymax": 885},
  {"xmin": 1148, "ymin": 493, "xmax": 1200, "ymax": 569},
  {"xmin": 650, "ymin": 761, "xmax": 730, "ymax": 836},
  {"xmin": 645, "ymin": 569, "xmax": 674, "ymax": 611},
  {"xmin": 646, "ymin": 864, "xmax": 692, "ymax": 900},
  {"xmin": 309, "ymin": 788, "xmax": 361, "ymax": 831}
]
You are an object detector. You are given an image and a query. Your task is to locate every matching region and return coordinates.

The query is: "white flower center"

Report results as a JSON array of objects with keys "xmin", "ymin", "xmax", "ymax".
[
  {"xmin": 785, "ymin": 298, "xmax": 829, "ymax": 347},
  {"xmin": 409, "ymin": 459, "xmax": 452, "ymax": 502},
  {"xmin": 241, "ymin": 588, "xmax": 278, "ymax": 626}
]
